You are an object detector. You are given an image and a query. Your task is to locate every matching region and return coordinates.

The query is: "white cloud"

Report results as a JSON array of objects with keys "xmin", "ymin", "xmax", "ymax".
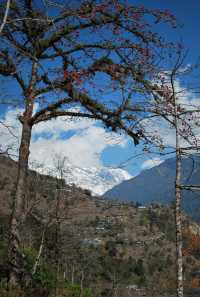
[
  {"xmin": 30, "ymin": 122, "xmax": 126, "ymax": 167},
  {"xmin": 141, "ymin": 157, "xmax": 163, "ymax": 170},
  {"xmin": 0, "ymin": 108, "xmax": 22, "ymax": 155},
  {"xmin": 0, "ymin": 107, "xmax": 131, "ymax": 194}
]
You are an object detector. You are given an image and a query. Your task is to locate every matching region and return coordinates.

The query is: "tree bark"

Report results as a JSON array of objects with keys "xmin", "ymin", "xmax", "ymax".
[
  {"xmin": 175, "ymin": 150, "xmax": 184, "ymax": 297},
  {"xmin": 8, "ymin": 120, "xmax": 32, "ymax": 286},
  {"xmin": 175, "ymin": 114, "xmax": 184, "ymax": 297},
  {"xmin": 80, "ymin": 270, "xmax": 84, "ymax": 297},
  {"xmin": 71, "ymin": 264, "xmax": 75, "ymax": 285},
  {"xmin": 32, "ymin": 227, "xmax": 45, "ymax": 275},
  {"xmin": 8, "ymin": 59, "xmax": 37, "ymax": 287}
]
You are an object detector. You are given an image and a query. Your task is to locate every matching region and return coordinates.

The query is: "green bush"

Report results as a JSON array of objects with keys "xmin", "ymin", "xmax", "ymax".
[
  {"xmin": 23, "ymin": 246, "xmax": 57, "ymax": 290},
  {"xmin": 53, "ymin": 283, "xmax": 93, "ymax": 297},
  {"xmin": 22, "ymin": 246, "xmax": 38, "ymax": 272},
  {"xmin": 22, "ymin": 246, "xmax": 93, "ymax": 296},
  {"xmin": 34, "ymin": 267, "xmax": 57, "ymax": 290},
  {"xmin": 134, "ymin": 259, "xmax": 145, "ymax": 277}
]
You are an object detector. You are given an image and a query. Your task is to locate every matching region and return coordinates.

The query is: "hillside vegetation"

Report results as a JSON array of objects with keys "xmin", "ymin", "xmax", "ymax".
[{"xmin": 0, "ymin": 156, "xmax": 200, "ymax": 296}]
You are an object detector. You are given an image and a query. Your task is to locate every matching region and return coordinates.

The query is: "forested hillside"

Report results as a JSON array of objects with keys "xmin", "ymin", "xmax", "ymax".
[{"xmin": 1, "ymin": 155, "xmax": 200, "ymax": 296}]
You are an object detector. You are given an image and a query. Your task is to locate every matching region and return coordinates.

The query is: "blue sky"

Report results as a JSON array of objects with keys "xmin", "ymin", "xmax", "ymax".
[
  {"xmin": 1, "ymin": 0, "xmax": 200, "ymax": 193},
  {"xmin": 134, "ymin": 0, "xmax": 200, "ymax": 61},
  {"xmin": 102, "ymin": 0, "xmax": 200, "ymax": 176}
]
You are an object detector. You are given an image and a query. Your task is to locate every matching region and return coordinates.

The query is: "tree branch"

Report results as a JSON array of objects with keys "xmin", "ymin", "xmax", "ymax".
[{"xmin": 0, "ymin": 0, "xmax": 10, "ymax": 34}]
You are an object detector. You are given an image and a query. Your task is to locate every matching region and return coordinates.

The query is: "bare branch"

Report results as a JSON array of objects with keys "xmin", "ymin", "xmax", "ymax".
[{"xmin": 0, "ymin": 0, "xmax": 10, "ymax": 34}]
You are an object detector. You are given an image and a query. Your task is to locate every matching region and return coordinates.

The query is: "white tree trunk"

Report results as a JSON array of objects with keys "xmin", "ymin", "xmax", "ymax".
[
  {"xmin": 174, "ymin": 97, "xmax": 184, "ymax": 297},
  {"xmin": 32, "ymin": 228, "xmax": 45, "ymax": 275}
]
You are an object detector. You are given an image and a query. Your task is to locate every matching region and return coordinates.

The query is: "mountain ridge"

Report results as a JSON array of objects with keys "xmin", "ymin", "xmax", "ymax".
[{"xmin": 103, "ymin": 154, "xmax": 200, "ymax": 221}]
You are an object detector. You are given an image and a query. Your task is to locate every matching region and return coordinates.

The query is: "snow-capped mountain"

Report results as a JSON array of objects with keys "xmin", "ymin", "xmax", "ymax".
[
  {"xmin": 63, "ymin": 166, "xmax": 132, "ymax": 195},
  {"xmin": 32, "ymin": 161, "xmax": 132, "ymax": 196},
  {"xmin": 1, "ymin": 105, "xmax": 132, "ymax": 195}
]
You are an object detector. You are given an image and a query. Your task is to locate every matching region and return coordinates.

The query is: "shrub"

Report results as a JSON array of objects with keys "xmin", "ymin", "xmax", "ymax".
[
  {"xmin": 22, "ymin": 246, "xmax": 38, "ymax": 272},
  {"xmin": 53, "ymin": 283, "xmax": 93, "ymax": 297}
]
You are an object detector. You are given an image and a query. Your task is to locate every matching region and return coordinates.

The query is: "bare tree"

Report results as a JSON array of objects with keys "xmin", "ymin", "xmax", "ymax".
[
  {"xmin": 117, "ymin": 46, "xmax": 200, "ymax": 296},
  {"xmin": 0, "ymin": 0, "xmax": 177, "ymax": 287},
  {"xmin": 144, "ymin": 55, "xmax": 200, "ymax": 297},
  {"xmin": 170, "ymin": 62, "xmax": 184, "ymax": 297}
]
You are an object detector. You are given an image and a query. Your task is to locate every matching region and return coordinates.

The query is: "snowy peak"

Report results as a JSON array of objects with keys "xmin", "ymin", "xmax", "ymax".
[
  {"xmin": 33, "ymin": 162, "xmax": 132, "ymax": 196},
  {"xmin": 64, "ymin": 166, "xmax": 131, "ymax": 195}
]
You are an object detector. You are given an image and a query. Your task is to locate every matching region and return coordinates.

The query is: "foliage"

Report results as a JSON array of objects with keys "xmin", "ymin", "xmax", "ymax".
[
  {"xmin": 23, "ymin": 246, "xmax": 57, "ymax": 290},
  {"xmin": 22, "ymin": 245, "xmax": 94, "ymax": 295},
  {"xmin": 57, "ymin": 283, "xmax": 93, "ymax": 297},
  {"xmin": 134, "ymin": 259, "xmax": 145, "ymax": 277},
  {"xmin": 23, "ymin": 246, "xmax": 38, "ymax": 272},
  {"xmin": 34, "ymin": 267, "xmax": 57, "ymax": 290}
]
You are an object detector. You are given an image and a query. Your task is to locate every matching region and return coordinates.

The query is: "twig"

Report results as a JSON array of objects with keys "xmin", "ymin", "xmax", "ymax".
[{"xmin": 0, "ymin": 0, "xmax": 11, "ymax": 34}]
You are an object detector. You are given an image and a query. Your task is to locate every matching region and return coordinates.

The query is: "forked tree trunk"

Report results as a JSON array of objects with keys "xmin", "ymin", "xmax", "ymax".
[
  {"xmin": 9, "ymin": 120, "xmax": 32, "ymax": 286},
  {"xmin": 175, "ymin": 116, "xmax": 184, "ymax": 297}
]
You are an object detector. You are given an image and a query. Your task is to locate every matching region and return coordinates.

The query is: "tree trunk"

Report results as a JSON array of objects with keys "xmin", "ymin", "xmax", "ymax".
[
  {"xmin": 32, "ymin": 227, "xmax": 45, "ymax": 275},
  {"xmin": 55, "ymin": 178, "xmax": 62, "ymax": 296},
  {"xmin": 80, "ymin": 270, "xmax": 84, "ymax": 297},
  {"xmin": 8, "ymin": 120, "xmax": 32, "ymax": 286},
  {"xmin": 71, "ymin": 264, "xmax": 75, "ymax": 285},
  {"xmin": 175, "ymin": 118, "xmax": 184, "ymax": 297}
]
